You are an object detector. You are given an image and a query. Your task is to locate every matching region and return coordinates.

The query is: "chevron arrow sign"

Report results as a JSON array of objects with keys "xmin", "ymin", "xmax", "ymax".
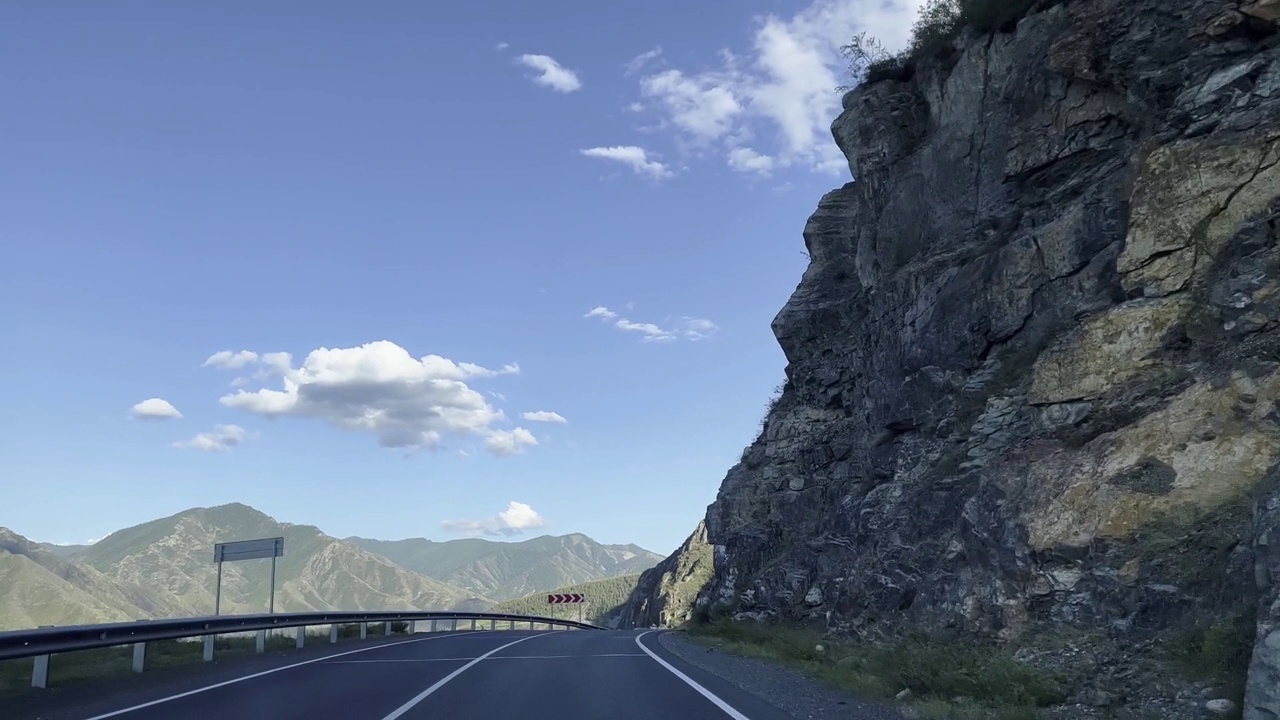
[{"xmin": 546, "ymin": 593, "xmax": 585, "ymax": 604}]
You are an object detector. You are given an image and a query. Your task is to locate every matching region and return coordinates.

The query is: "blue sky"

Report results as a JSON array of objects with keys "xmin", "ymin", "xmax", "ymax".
[{"xmin": 1, "ymin": 0, "xmax": 920, "ymax": 555}]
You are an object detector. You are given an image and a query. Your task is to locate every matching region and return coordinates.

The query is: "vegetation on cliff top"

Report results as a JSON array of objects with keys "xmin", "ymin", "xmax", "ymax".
[
  {"xmin": 840, "ymin": 0, "xmax": 1042, "ymax": 86},
  {"xmin": 492, "ymin": 574, "xmax": 642, "ymax": 626}
]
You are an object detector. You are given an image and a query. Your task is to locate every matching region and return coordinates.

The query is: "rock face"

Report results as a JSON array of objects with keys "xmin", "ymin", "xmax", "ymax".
[
  {"xmin": 619, "ymin": 522, "xmax": 713, "ymax": 629},
  {"xmin": 628, "ymin": 0, "xmax": 1280, "ymax": 714}
]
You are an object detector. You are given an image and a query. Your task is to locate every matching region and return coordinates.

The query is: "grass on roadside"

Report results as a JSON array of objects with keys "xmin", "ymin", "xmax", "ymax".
[{"xmin": 685, "ymin": 619, "xmax": 1063, "ymax": 720}]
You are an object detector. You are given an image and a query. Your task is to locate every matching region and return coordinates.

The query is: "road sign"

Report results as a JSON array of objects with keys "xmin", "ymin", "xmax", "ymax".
[
  {"xmin": 213, "ymin": 537, "xmax": 284, "ymax": 563},
  {"xmin": 547, "ymin": 593, "xmax": 584, "ymax": 604},
  {"xmin": 211, "ymin": 537, "xmax": 286, "ymax": 617}
]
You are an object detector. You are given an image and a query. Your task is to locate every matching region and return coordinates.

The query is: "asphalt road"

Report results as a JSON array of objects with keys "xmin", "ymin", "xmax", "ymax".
[{"xmin": 4, "ymin": 630, "xmax": 803, "ymax": 720}]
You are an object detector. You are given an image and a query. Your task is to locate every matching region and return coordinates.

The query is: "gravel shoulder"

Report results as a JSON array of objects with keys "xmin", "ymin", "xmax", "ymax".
[{"xmin": 657, "ymin": 630, "xmax": 908, "ymax": 720}]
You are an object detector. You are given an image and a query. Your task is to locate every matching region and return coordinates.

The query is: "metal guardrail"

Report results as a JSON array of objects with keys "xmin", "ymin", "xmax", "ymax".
[{"xmin": 0, "ymin": 611, "xmax": 605, "ymax": 688}]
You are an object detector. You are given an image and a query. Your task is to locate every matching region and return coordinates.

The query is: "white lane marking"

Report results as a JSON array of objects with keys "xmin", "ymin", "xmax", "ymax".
[
  {"xmin": 635, "ymin": 631, "xmax": 752, "ymax": 720},
  {"xmin": 325, "ymin": 653, "xmax": 645, "ymax": 663},
  {"xmin": 378, "ymin": 632, "xmax": 550, "ymax": 720},
  {"xmin": 82, "ymin": 631, "xmax": 483, "ymax": 720}
]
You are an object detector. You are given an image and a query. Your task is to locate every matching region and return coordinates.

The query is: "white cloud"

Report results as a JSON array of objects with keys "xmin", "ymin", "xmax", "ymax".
[
  {"xmin": 632, "ymin": 0, "xmax": 924, "ymax": 175},
  {"xmin": 626, "ymin": 102, "xmax": 645, "ymax": 113},
  {"xmin": 442, "ymin": 501, "xmax": 549, "ymax": 537},
  {"xmin": 216, "ymin": 340, "xmax": 529, "ymax": 454},
  {"xmin": 521, "ymin": 411, "xmax": 567, "ymax": 424},
  {"xmin": 516, "ymin": 54, "xmax": 582, "ymax": 93},
  {"xmin": 585, "ymin": 306, "xmax": 717, "ymax": 343},
  {"xmin": 203, "ymin": 350, "xmax": 259, "ymax": 369},
  {"xmin": 615, "ymin": 318, "xmax": 675, "ymax": 342},
  {"xmin": 495, "ymin": 42, "xmax": 509, "ymax": 51},
  {"xmin": 130, "ymin": 398, "xmax": 183, "ymax": 420},
  {"xmin": 680, "ymin": 317, "xmax": 720, "ymax": 340},
  {"xmin": 584, "ymin": 306, "xmax": 618, "ymax": 320},
  {"xmin": 728, "ymin": 147, "xmax": 775, "ymax": 174},
  {"xmin": 172, "ymin": 424, "xmax": 249, "ymax": 452},
  {"xmin": 579, "ymin": 146, "xmax": 672, "ymax": 179},
  {"xmin": 625, "ymin": 46, "xmax": 663, "ymax": 75},
  {"xmin": 485, "ymin": 427, "xmax": 539, "ymax": 456}
]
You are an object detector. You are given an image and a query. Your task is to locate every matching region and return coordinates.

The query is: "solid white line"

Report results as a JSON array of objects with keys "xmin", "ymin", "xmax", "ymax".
[
  {"xmin": 325, "ymin": 653, "xmax": 646, "ymax": 663},
  {"xmin": 82, "ymin": 631, "xmax": 483, "ymax": 720},
  {"xmin": 635, "ymin": 631, "xmax": 752, "ymax": 720},
  {"xmin": 378, "ymin": 632, "xmax": 550, "ymax": 720}
]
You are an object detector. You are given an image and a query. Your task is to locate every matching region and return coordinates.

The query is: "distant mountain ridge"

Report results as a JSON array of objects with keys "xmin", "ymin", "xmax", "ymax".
[
  {"xmin": 1, "ymin": 503, "xmax": 661, "ymax": 631},
  {"xmin": 346, "ymin": 534, "xmax": 664, "ymax": 602}
]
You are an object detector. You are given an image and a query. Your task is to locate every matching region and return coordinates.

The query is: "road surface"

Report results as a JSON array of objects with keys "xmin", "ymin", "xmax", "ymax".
[{"xmin": 5, "ymin": 630, "xmax": 805, "ymax": 719}]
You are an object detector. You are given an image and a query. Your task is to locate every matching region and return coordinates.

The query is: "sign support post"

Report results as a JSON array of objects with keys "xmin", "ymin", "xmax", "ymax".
[{"xmin": 212, "ymin": 537, "xmax": 285, "ymax": 616}]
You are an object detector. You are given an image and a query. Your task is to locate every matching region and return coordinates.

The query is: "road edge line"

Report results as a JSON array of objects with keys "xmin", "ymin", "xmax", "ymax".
[
  {"xmin": 82, "ymin": 631, "xmax": 484, "ymax": 720},
  {"xmin": 378, "ymin": 632, "xmax": 554, "ymax": 720},
  {"xmin": 635, "ymin": 630, "xmax": 752, "ymax": 720}
]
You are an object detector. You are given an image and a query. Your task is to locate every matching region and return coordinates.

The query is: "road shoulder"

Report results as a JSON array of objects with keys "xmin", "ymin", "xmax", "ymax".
[{"xmin": 654, "ymin": 630, "xmax": 906, "ymax": 720}]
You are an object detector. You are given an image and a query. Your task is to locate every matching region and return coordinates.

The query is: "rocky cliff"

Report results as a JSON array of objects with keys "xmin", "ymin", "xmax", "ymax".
[{"xmin": 629, "ymin": 0, "xmax": 1280, "ymax": 716}]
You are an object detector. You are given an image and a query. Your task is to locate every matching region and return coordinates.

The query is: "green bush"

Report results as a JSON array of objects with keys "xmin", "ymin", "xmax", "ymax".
[{"xmin": 844, "ymin": 0, "xmax": 1044, "ymax": 85}]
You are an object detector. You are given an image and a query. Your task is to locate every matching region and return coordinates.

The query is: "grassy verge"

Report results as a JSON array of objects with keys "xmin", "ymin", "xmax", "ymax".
[{"xmin": 685, "ymin": 619, "xmax": 1064, "ymax": 720}]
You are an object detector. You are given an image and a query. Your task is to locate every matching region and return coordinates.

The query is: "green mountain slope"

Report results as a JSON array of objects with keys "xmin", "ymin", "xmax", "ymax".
[
  {"xmin": 76, "ymin": 503, "xmax": 479, "ymax": 615},
  {"xmin": 492, "ymin": 574, "xmax": 643, "ymax": 628},
  {"xmin": 346, "ymin": 533, "xmax": 663, "ymax": 601},
  {"xmin": 0, "ymin": 528, "xmax": 176, "ymax": 630}
]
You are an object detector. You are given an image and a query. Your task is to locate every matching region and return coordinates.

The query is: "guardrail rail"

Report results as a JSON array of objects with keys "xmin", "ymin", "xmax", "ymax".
[{"xmin": 0, "ymin": 611, "xmax": 605, "ymax": 689}]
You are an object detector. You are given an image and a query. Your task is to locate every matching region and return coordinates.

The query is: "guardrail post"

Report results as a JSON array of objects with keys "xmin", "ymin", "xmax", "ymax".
[
  {"xmin": 384, "ymin": 621, "xmax": 391, "ymax": 636},
  {"xmin": 330, "ymin": 624, "xmax": 339, "ymax": 644},
  {"xmin": 430, "ymin": 619, "xmax": 438, "ymax": 632},
  {"xmin": 450, "ymin": 618, "xmax": 457, "ymax": 632},
  {"xmin": 296, "ymin": 626, "xmax": 306, "ymax": 649},
  {"xmin": 359, "ymin": 622, "xmax": 367, "ymax": 640},
  {"xmin": 469, "ymin": 618, "xmax": 477, "ymax": 631},
  {"xmin": 31, "ymin": 654, "xmax": 49, "ymax": 688},
  {"xmin": 132, "ymin": 642, "xmax": 147, "ymax": 673},
  {"xmin": 410, "ymin": 620, "xmax": 417, "ymax": 634},
  {"xmin": 509, "ymin": 619, "xmax": 515, "ymax": 631},
  {"xmin": 203, "ymin": 636, "xmax": 215, "ymax": 661},
  {"xmin": 256, "ymin": 630, "xmax": 266, "ymax": 653},
  {"xmin": 489, "ymin": 618, "xmax": 496, "ymax": 630}
]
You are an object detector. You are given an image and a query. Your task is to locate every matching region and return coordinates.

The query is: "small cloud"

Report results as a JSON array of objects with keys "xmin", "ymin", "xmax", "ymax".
[
  {"xmin": 456, "ymin": 449, "xmax": 471, "ymax": 458},
  {"xmin": 615, "ymin": 318, "xmax": 675, "ymax": 342},
  {"xmin": 484, "ymin": 427, "xmax": 539, "ymax": 456},
  {"xmin": 584, "ymin": 306, "xmax": 618, "ymax": 320},
  {"xmin": 727, "ymin": 147, "xmax": 775, "ymax": 175},
  {"xmin": 495, "ymin": 41, "xmax": 509, "ymax": 51},
  {"xmin": 624, "ymin": 46, "xmax": 663, "ymax": 76},
  {"xmin": 626, "ymin": 102, "xmax": 645, "ymax": 113},
  {"xmin": 516, "ymin": 54, "xmax": 582, "ymax": 93},
  {"xmin": 130, "ymin": 398, "xmax": 183, "ymax": 420},
  {"xmin": 442, "ymin": 501, "xmax": 549, "ymax": 537},
  {"xmin": 172, "ymin": 424, "xmax": 250, "ymax": 453},
  {"xmin": 580, "ymin": 146, "xmax": 672, "ymax": 179},
  {"xmin": 203, "ymin": 350, "xmax": 259, "ymax": 370},
  {"xmin": 585, "ymin": 306, "xmax": 716, "ymax": 343},
  {"xmin": 680, "ymin": 317, "xmax": 720, "ymax": 340},
  {"xmin": 488, "ymin": 391, "xmax": 508, "ymax": 402},
  {"xmin": 521, "ymin": 411, "xmax": 567, "ymax": 424}
]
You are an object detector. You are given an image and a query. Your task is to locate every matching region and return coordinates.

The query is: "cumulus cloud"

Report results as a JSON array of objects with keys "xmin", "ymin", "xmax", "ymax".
[
  {"xmin": 584, "ymin": 307, "xmax": 718, "ymax": 343},
  {"xmin": 579, "ymin": 146, "xmax": 673, "ymax": 179},
  {"xmin": 442, "ymin": 501, "xmax": 549, "ymax": 537},
  {"xmin": 213, "ymin": 340, "xmax": 530, "ymax": 455},
  {"xmin": 516, "ymin": 54, "xmax": 582, "ymax": 92},
  {"xmin": 203, "ymin": 350, "xmax": 259, "ymax": 369},
  {"xmin": 521, "ymin": 411, "xmax": 567, "ymax": 424},
  {"xmin": 631, "ymin": 0, "xmax": 924, "ymax": 175},
  {"xmin": 172, "ymin": 424, "xmax": 249, "ymax": 452},
  {"xmin": 130, "ymin": 398, "xmax": 183, "ymax": 420},
  {"xmin": 485, "ymin": 427, "xmax": 539, "ymax": 456}
]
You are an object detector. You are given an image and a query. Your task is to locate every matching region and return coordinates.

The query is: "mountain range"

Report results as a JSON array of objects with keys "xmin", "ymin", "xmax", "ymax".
[{"xmin": 0, "ymin": 503, "xmax": 662, "ymax": 631}]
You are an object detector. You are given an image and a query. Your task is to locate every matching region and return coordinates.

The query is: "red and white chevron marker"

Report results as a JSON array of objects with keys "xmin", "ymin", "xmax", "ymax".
[{"xmin": 546, "ymin": 593, "xmax": 585, "ymax": 604}]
